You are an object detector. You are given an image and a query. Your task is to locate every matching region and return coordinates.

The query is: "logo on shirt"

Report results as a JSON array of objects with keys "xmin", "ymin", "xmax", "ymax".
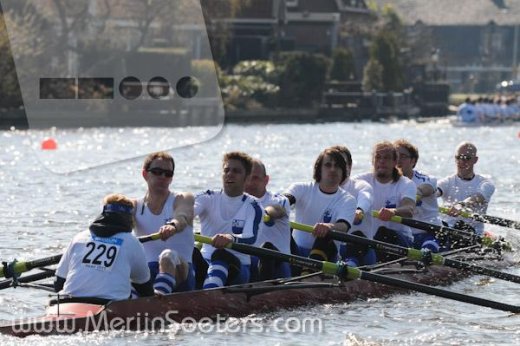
[
  {"xmin": 322, "ymin": 209, "xmax": 332, "ymax": 223},
  {"xmin": 232, "ymin": 219, "xmax": 245, "ymax": 234},
  {"xmin": 385, "ymin": 199, "xmax": 397, "ymax": 209}
]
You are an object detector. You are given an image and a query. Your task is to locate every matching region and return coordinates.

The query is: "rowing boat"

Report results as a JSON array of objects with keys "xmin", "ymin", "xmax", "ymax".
[{"xmin": 0, "ymin": 247, "xmax": 505, "ymax": 338}]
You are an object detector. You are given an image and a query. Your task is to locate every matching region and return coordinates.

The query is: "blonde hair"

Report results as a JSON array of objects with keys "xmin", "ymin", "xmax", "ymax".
[{"xmin": 102, "ymin": 193, "xmax": 133, "ymax": 207}]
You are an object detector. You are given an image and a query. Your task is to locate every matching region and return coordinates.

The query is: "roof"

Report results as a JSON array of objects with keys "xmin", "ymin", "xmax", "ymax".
[{"xmin": 372, "ymin": 0, "xmax": 520, "ymax": 26}]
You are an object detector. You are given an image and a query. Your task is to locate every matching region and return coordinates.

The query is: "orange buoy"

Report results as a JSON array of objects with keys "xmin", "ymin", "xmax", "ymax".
[{"xmin": 41, "ymin": 138, "xmax": 57, "ymax": 150}]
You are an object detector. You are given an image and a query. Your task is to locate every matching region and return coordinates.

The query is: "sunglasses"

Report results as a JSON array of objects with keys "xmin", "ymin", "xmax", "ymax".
[
  {"xmin": 147, "ymin": 167, "xmax": 174, "ymax": 177},
  {"xmin": 455, "ymin": 155, "xmax": 473, "ymax": 161}
]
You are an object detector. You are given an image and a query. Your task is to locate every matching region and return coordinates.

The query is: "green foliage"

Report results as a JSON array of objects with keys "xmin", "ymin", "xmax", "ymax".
[
  {"xmin": 191, "ymin": 59, "xmax": 221, "ymax": 97},
  {"xmin": 362, "ymin": 58, "xmax": 383, "ymax": 92},
  {"xmin": 220, "ymin": 60, "xmax": 279, "ymax": 110},
  {"xmin": 381, "ymin": 5, "xmax": 403, "ymax": 35},
  {"xmin": 329, "ymin": 48, "xmax": 356, "ymax": 81},
  {"xmin": 232, "ymin": 60, "xmax": 277, "ymax": 82},
  {"xmin": 369, "ymin": 31, "xmax": 403, "ymax": 91},
  {"xmin": 0, "ymin": 1, "xmax": 48, "ymax": 109},
  {"xmin": 276, "ymin": 52, "xmax": 331, "ymax": 107}
]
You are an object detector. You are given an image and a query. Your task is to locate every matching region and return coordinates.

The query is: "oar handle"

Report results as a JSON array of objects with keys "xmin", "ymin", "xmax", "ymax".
[
  {"xmin": 289, "ymin": 220, "xmax": 443, "ymax": 265},
  {"xmin": 370, "ymin": 210, "xmax": 403, "ymax": 223},
  {"xmin": 1, "ymin": 255, "xmax": 62, "ymax": 279},
  {"xmin": 439, "ymin": 206, "xmax": 471, "ymax": 218},
  {"xmin": 138, "ymin": 232, "xmax": 162, "ymax": 243}
]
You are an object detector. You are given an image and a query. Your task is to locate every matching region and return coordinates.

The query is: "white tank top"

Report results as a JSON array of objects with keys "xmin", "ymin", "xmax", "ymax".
[{"xmin": 134, "ymin": 192, "xmax": 194, "ymax": 264}]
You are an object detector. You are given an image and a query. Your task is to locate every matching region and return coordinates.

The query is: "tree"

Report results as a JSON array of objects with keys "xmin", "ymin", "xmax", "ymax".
[
  {"xmin": 277, "ymin": 52, "xmax": 331, "ymax": 108},
  {"xmin": 329, "ymin": 48, "xmax": 356, "ymax": 81},
  {"xmin": 369, "ymin": 30, "xmax": 403, "ymax": 91},
  {"xmin": 200, "ymin": 0, "xmax": 251, "ymax": 68},
  {"xmin": 362, "ymin": 58, "xmax": 383, "ymax": 92},
  {"xmin": 0, "ymin": 1, "xmax": 49, "ymax": 109}
]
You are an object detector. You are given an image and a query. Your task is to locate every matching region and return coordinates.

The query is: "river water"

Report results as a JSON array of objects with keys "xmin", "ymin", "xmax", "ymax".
[{"xmin": 0, "ymin": 120, "xmax": 519, "ymax": 345}]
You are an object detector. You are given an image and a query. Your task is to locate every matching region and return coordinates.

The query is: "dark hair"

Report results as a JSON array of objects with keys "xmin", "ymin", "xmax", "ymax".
[
  {"xmin": 372, "ymin": 141, "xmax": 402, "ymax": 182},
  {"xmin": 394, "ymin": 139, "xmax": 419, "ymax": 168},
  {"xmin": 143, "ymin": 151, "xmax": 175, "ymax": 173},
  {"xmin": 223, "ymin": 151, "xmax": 254, "ymax": 176},
  {"xmin": 313, "ymin": 148, "xmax": 347, "ymax": 183},
  {"xmin": 329, "ymin": 145, "xmax": 352, "ymax": 167}
]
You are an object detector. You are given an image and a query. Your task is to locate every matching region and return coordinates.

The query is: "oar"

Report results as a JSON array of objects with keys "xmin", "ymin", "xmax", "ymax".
[
  {"xmin": 195, "ymin": 234, "xmax": 520, "ymax": 313},
  {"xmin": 0, "ymin": 232, "xmax": 162, "ymax": 279},
  {"xmin": 371, "ymin": 211, "xmax": 490, "ymax": 245},
  {"xmin": 1, "ymin": 255, "xmax": 62, "ymax": 279},
  {"xmin": 439, "ymin": 206, "xmax": 520, "ymax": 231},
  {"xmin": 0, "ymin": 269, "xmax": 56, "ymax": 290},
  {"xmin": 379, "ymin": 212, "xmax": 512, "ymax": 251},
  {"xmin": 291, "ymin": 219, "xmax": 520, "ymax": 284}
]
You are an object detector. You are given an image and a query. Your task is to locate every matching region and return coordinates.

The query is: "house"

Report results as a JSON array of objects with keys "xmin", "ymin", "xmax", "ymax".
[
  {"xmin": 207, "ymin": 0, "xmax": 373, "ymax": 70},
  {"xmin": 372, "ymin": 0, "xmax": 520, "ymax": 92}
]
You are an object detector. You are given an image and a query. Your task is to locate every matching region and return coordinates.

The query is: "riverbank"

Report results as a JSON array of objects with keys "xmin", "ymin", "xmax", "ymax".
[{"xmin": 1, "ymin": 104, "xmax": 447, "ymax": 129}]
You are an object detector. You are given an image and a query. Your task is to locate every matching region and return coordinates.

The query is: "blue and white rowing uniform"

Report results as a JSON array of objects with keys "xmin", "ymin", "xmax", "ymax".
[
  {"xmin": 438, "ymin": 174, "xmax": 495, "ymax": 235},
  {"xmin": 252, "ymin": 191, "xmax": 292, "ymax": 279},
  {"xmin": 195, "ymin": 189, "xmax": 262, "ymax": 288},
  {"xmin": 56, "ymin": 230, "xmax": 150, "ymax": 301},
  {"xmin": 355, "ymin": 172, "xmax": 416, "ymax": 246},
  {"xmin": 286, "ymin": 181, "xmax": 356, "ymax": 257},
  {"xmin": 341, "ymin": 178, "xmax": 374, "ymax": 236},
  {"xmin": 411, "ymin": 170, "xmax": 442, "ymax": 252},
  {"xmin": 134, "ymin": 192, "xmax": 195, "ymax": 291}
]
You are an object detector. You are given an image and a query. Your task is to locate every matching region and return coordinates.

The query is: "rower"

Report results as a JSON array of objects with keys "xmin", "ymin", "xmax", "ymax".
[
  {"xmin": 354, "ymin": 141, "xmax": 416, "ymax": 262},
  {"xmin": 54, "ymin": 193, "xmax": 153, "ymax": 300},
  {"xmin": 133, "ymin": 151, "xmax": 195, "ymax": 294},
  {"xmin": 330, "ymin": 145, "xmax": 376, "ymax": 266},
  {"xmin": 245, "ymin": 159, "xmax": 291, "ymax": 281},
  {"xmin": 284, "ymin": 147, "xmax": 356, "ymax": 266},
  {"xmin": 195, "ymin": 151, "xmax": 262, "ymax": 288},
  {"xmin": 437, "ymin": 142, "xmax": 495, "ymax": 236},
  {"xmin": 394, "ymin": 139, "xmax": 443, "ymax": 252}
]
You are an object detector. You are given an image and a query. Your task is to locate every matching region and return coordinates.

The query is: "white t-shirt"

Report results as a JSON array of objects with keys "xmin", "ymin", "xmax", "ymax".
[
  {"xmin": 254, "ymin": 191, "xmax": 291, "ymax": 254},
  {"xmin": 134, "ymin": 192, "xmax": 194, "ymax": 264},
  {"xmin": 56, "ymin": 230, "xmax": 150, "ymax": 300},
  {"xmin": 341, "ymin": 178, "xmax": 374, "ymax": 236},
  {"xmin": 355, "ymin": 172, "xmax": 416, "ymax": 240},
  {"xmin": 195, "ymin": 189, "xmax": 262, "ymax": 265},
  {"xmin": 286, "ymin": 181, "xmax": 356, "ymax": 250},
  {"xmin": 411, "ymin": 170, "xmax": 441, "ymax": 234},
  {"xmin": 438, "ymin": 174, "xmax": 495, "ymax": 235}
]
